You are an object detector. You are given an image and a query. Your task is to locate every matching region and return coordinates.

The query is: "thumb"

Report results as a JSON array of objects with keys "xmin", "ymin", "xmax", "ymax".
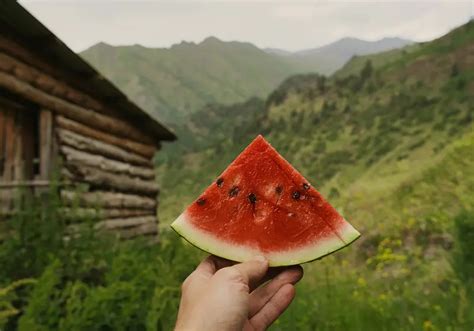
[{"xmin": 232, "ymin": 256, "xmax": 269, "ymax": 291}]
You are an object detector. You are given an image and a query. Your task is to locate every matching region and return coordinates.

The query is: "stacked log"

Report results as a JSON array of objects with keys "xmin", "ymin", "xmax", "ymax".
[
  {"xmin": 57, "ymin": 129, "xmax": 151, "ymax": 166},
  {"xmin": 56, "ymin": 126, "xmax": 159, "ymax": 238},
  {"xmin": 60, "ymin": 208, "xmax": 154, "ymax": 222},
  {"xmin": 56, "ymin": 116, "xmax": 155, "ymax": 158},
  {"xmin": 0, "ymin": 71, "xmax": 153, "ymax": 144},
  {"xmin": 0, "ymin": 36, "xmax": 164, "ymax": 239},
  {"xmin": 59, "ymin": 145, "xmax": 155, "ymax": 180},
  {"xmin": 60, "ymin": 190, "xmax": 157, "ymax": 210},
  {"xmin": 67, "ymin": 216, "xmax": 158, "ymax": 239}
]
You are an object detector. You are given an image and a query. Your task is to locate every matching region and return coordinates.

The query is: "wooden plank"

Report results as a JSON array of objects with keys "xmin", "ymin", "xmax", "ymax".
[
  {"xmin": 60, "ymin": 145, "xmax": 155, "ymax": 180},
  {"xmin": 2, "ymin": 109, "xmax": 15, "ymax": 213},
  {"xmin": 21, "ymin": 109, "xmax": 37, "ymax": 180},
  {"xmin": 56, "ymin": 115, "xmax": 155, "ymax": 158},
  {"xmin": 57, "ymin": 128, "xmax": 152, "ymax": 166},
  {"xmin": 6, "ymin": 52, "xmax": 116, "ymax": 119},
  {"xmin": 0, "ymin": 71, "xmax": 154, "ymax": 144},
  {"xmin": 118, "ymin": 221, "xmax": 158, "ymax": 239},
  {"xmin": 0, "ymin": 41, "xmax": 114, "ymax": 117},
  {"xmin": 39, "ymin": 110, "xmax": 53, "ymax": 179},
  {"xmin": 59, "ymin": 208, "xmax": 154, "ymax": 222},
  {"xmin": 0, "ymin": 109, "xmax": 5, "ymax": 177},
  {"xmin": 96, "ymin": 216, "xmax": 156, "ymax": 230},
  {"xmin": 62, "ymin": 164, "xmax": 158, "ymax": 195},
  {"xmin": 0, "ymin": 180, "xmax": 51, "ymax": 188},
  {"xmin": 3, "ymin": 109, "xmax": 15, "ymax": 181},
  {"xmin": 60, "ymin": 190, "xmax": 157, "ymax": 209},
  {"xmin": 65, "ymin": 216, "xmax": 157, "ymax": 239},
  {"xmin": 13, "ymin": 112, "xmax": 23, "ymax": 180}
]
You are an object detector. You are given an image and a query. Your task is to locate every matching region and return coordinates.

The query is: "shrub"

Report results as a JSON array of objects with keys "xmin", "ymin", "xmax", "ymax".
[
  {"xmin": 451, "ymin": 210, "xmax": 474, "ymax": 287},
  {"xmin": 0, "ymin": 186, "xmax": 200, "ymax": 330},
  {"xmin": 450, "ymin": 63, "xmax": 459, "ymax": 77},
  {"xmin": 360, "ymin": 60, "xmax": 373, "ymax": 82},
  {"xmin": 0, "ymin": 279, "xmax": 36, "ymax": 330}
]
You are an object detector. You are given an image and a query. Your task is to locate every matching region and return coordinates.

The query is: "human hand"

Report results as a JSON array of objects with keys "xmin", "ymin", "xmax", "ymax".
[{"xmin": 174, "ymin": 255, "xmax": 303, "ymax": 331}]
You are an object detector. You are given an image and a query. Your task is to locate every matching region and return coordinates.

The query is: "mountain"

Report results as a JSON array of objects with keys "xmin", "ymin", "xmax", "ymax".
[
  {"xmin": 80, "ymin": 38, "xmax": 299, "ymax": 126},
  {"xmin": 80, "ymin": 36, "xmax": 411, "ymax": 126},
  {"xmin": 275, "ymin": 37, "xmax": 414, "ymax": 75},
  {"xmin": 154, "ymin": 24, "xmax": 473, "ymax": 328},
  {"xmin": 333, "ymin": 43, "xmax": 421, "ymax": 78},
  {"xmin": 296, "ymin": 37, "xmax": 412, "ymax": 56},
  {"xmin": 156, "ymin": 20, "xmax": 473, "ymax": 243},
  {"xmin": 264, "ymin": 48, "xmax": 292, "ymax": 56}
]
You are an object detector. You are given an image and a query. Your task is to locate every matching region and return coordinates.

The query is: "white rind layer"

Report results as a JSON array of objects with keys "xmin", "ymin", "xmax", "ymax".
[{"xmin": 170, "ymin": 212, "xmax": 360, "ymax": 266}]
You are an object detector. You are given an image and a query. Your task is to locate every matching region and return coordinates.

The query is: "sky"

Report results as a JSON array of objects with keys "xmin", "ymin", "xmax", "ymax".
[{"xmin": 20, "ymin": 1, "xmax": 474, "ymax": 53}]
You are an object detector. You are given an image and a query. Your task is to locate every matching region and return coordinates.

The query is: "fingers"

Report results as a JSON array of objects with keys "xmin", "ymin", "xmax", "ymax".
[
  {"xmin": 212, "ymin": 255, "xmax": 236, "ymax": 270},
  {"xmin": 231, "ymin": 256, "xmax": 269, "ymax": 290},
  {"xmin": 256, "ymin": 266, "xmax": 288, "ymax": 286},
  {"xmin": 249, "ymin": 265, "xmax": 303, "ymax": 317},
  {"xmin": 193, "ymin": 256, "xmax": 218, "ymax": 276},
  {"xmin": 194, "ymin": 255, "xmax": 235, "ymax": 277},
  {"xmin": 256, "ymin": 265, "xmax": 303, "ymax": 289},
  {"xmin": 248, "ymin": 284, "xmax": 296, "ymax": 331}
]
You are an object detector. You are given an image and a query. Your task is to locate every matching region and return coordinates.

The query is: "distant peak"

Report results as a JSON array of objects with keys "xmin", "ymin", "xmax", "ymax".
[
  {"xmin": 170, "ymin": 40, "xmax": 197, "ymax": 49},
  {"xmin": 379, "ymin": 37, "xmax": 414, "ymax": 44},
  {"xmin": 337, "ymin": 37, "xmax": 363, "ymax": 43},
  {"xmin": 91, "ymin": 41, "xmax": 113, "ymax": 49},
  {"xmin": 200, "ymin": 36, "xmax": 222, "ymax": 45},
  {"xmin": 264, "ymin": 48, "xmax": 292, "ymax": 56},
  {"xmin": 81, "ymin": 41, "xmax": 114, "ymax": 53}
]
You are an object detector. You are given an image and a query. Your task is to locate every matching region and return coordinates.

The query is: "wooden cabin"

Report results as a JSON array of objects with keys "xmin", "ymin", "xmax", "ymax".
[{"xmin": 0, "ymin": 2, "xmax": 176, "ymax": 238}]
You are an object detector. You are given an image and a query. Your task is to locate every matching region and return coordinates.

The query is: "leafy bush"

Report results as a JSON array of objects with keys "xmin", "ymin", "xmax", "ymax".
[
  {"xmin": 17, "ymin": 233, "xmax": 198, "ymax": 331},
  {"xmin": 0, "ymin": 279, "xmax": 36, "ymax": 329},
  {"xmin": 0, "ymin": 188, "xmax": 200, "ymax": 331},
  {"xmin": 451, "ymin": 210, "xmax": 474, "ymax": 287}
]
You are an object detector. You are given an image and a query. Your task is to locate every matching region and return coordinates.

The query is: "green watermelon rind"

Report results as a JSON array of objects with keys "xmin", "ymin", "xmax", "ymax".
[{"xmin": 171, "ymin": 212, "xmax": 361, "ymax": 267}]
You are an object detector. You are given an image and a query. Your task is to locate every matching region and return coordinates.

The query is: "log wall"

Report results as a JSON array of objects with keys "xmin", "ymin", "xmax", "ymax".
[
  {"xmin": 56, "ymin": 126, "xmax": 159, "ymax": 238},
  {"xmin": 0, "ymin": 36, "xmax": 161, "ymax": 239}
]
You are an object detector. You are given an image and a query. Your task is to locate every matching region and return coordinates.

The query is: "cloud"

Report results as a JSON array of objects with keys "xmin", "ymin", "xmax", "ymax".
[
  {"xmin": 271, "ymin": 4, "xmax": 316, "ymax": 20},
  {"xmin": 19, "ymin": 0, "xmax": 472, "ymax": 52}
]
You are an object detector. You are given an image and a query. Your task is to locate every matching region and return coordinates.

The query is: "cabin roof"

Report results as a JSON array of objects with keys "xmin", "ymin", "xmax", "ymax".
[{"xmin": 0, "ymin": 0, "xmax": 176, "ymax": 143}]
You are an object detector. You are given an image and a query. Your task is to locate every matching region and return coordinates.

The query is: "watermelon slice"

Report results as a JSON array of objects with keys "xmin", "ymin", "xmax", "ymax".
[{"xmin": 171, "ymin": 135, "xmax": 360, "ymax": 266}]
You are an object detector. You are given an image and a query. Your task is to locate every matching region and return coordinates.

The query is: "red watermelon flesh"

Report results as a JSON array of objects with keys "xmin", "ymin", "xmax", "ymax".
[{"xmin": 171, "ymin": 135, "xmax": 360, "ymax": 266}]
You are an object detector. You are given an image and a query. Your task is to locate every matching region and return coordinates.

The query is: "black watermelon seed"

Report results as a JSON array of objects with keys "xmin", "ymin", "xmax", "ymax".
[
  {"xmin": 303, "ymin": 183, "xmax": 310, "ymax": 190},
  {"xmin": 275, "ymin": 186, "xmax": 283, "ymax": 194},
  {"xmin": 248, "ymin": 193, "xmax": 257, "ymax": 204},
  {"xmin": 229, "ymin": 186, "xmax": 240, "ymax": 197},
  {"xmin": 196, "ymin": 197, "xmax": 206, "ymax": 206},
  {"xmin": 292, "ymin": 191, "xmax": 301, "ymax": 200},
  {"xmin": 216, "ymin": 178, "xmax": 224, "ymax": 187}
]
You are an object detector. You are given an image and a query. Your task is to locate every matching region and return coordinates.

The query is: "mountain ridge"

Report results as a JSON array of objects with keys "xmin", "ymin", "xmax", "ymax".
[
  {"xmin": 81, "ymin": 35, "xmax": 412, "ymax": 126},
  {"xmin": 156, "ymin": 20, "xmax": 473, "ymax": 226},
  {"xmin": 85, "ymin": 35, "xmax": 412, "ymax": 56},
  {"xmin": 263, "ymin": 36, "xmax": 413, "ymax": 56},
  {"xmin": 81, "ymin": 37, "xmax": 297, "ymax": 126}
]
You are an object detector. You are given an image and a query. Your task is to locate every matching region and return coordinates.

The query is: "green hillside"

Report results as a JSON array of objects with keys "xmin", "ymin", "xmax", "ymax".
[
  {"xmin": 80, "ymin": 38, "xmax": 299, "ymax": 125},
  {"xmin": 152, "ymin": 22, "xmax": 474, "ymax": 329},
  {"xmin": 333, "ymin": 43, "xmax": 421, "ymax": 78},
  {"xmin": 285, "ymin": 37, "xmax": 413, "ymax": 76},
  {"xmin": 80, "ymin": 37, "xmax": 412, "ymax": 127},
  {"xmin": 157, "ymin": 21, "xmax": 474, "ymax": 227}
]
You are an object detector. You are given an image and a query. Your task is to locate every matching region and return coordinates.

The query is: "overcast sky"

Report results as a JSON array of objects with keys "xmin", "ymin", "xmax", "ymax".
[{"xmin": 20, "ymin": 1, "xmax": 473, "ymax": 53}]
